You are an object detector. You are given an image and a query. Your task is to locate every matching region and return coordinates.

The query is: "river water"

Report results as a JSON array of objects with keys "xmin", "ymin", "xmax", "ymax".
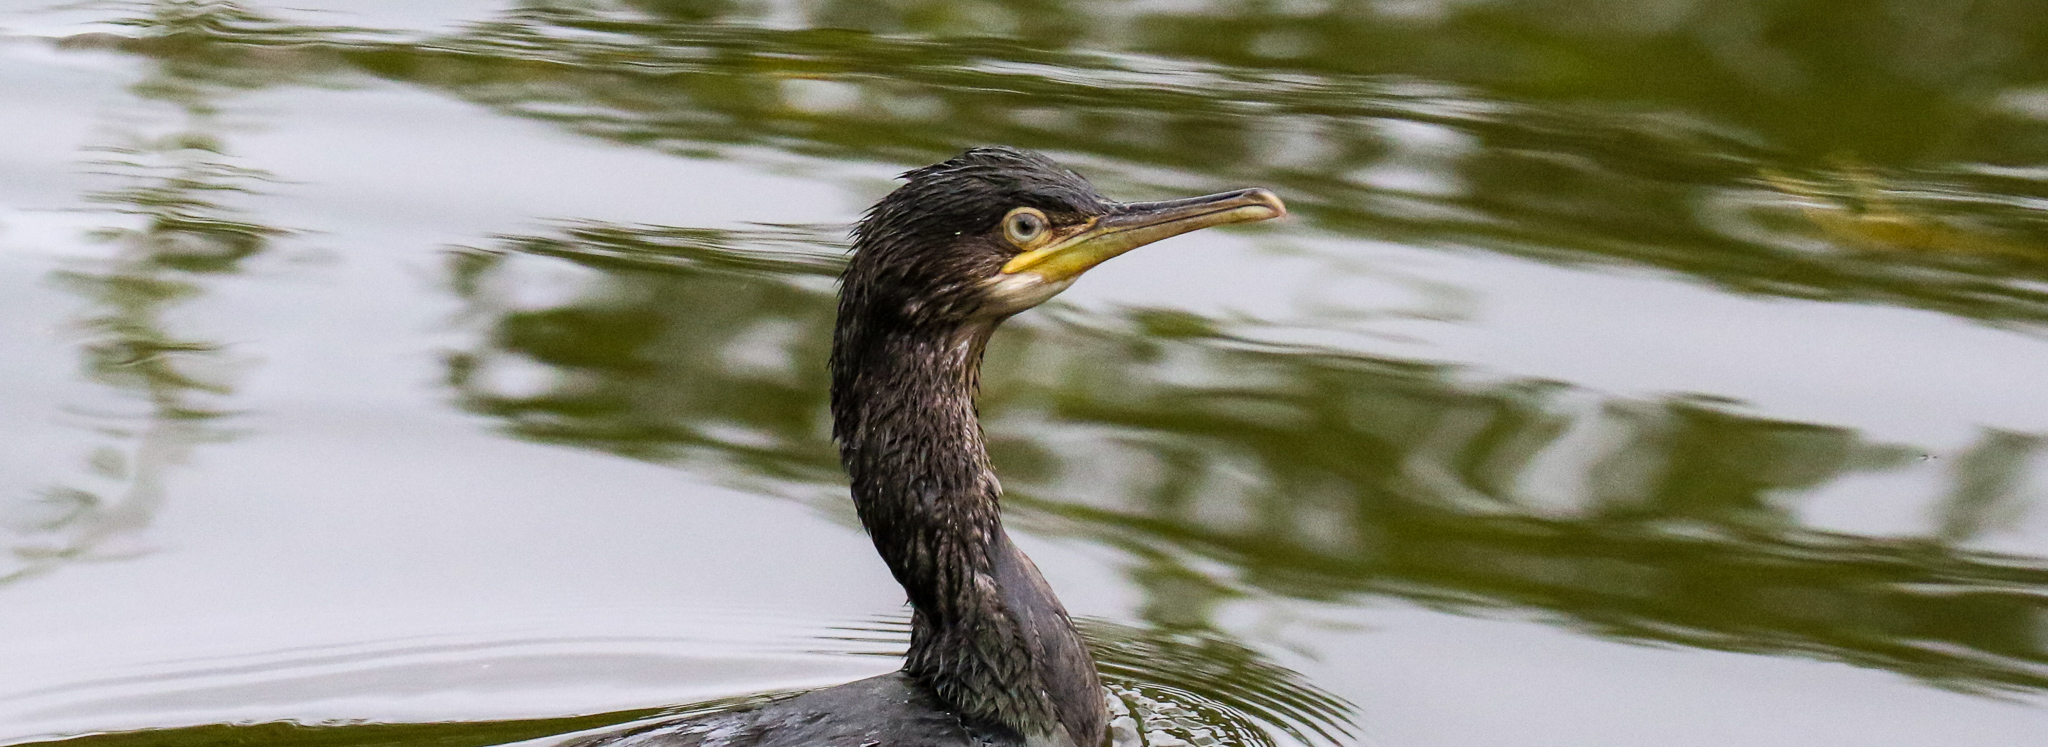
[{"xmin": 3, "ymin": 2, "xmax": 2047, "ymax": 746}]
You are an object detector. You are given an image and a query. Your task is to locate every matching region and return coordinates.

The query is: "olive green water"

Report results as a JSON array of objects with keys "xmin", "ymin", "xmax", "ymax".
[{"xmin": 3, "ymin": 1, "xmax": 2047, "ymax": 745}]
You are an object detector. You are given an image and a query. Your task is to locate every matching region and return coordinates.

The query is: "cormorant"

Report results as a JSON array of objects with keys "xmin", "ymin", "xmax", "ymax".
[{"xmin": 568, "ymin": 147, "xmax": 1285, "ymax": 747}]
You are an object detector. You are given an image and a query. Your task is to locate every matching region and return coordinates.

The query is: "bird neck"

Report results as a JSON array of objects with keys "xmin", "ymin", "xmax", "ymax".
[{"xmin": 830, "ymin": 320, "xmax": 1104, "ymax": 747}]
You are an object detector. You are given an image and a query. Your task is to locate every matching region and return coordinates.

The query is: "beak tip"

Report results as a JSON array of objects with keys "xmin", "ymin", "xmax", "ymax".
[{"xmin": 1245, "ymin": 188, "xmax": 1288, "ymax": 220}]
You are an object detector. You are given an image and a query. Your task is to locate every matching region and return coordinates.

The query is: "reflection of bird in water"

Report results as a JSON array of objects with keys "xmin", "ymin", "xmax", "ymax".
[{"xmin": 576, "ymin": 147, "xmax": 1284, "ymax": 747}]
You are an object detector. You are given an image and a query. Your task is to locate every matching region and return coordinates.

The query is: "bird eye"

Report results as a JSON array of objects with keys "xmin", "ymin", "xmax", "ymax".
[{"xmin": 1003, "ymin": 208, "xmax": 1048, "ymax": 247}]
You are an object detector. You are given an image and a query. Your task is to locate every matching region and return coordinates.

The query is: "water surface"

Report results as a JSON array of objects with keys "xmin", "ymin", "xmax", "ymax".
[{"xmin": 3, "ymin": 1, "xmax": 2048, "ymax": 746}]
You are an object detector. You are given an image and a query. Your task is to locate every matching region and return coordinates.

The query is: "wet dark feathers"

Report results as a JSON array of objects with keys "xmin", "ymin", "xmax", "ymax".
[
  {"xmin": 840, "ymin": 147, "xmax": 1112, "ymax": 331},
  {"xmin": 825, "ymin": 146, "xmax": 1111, "ymax": 746},
  {"xmin": 567, "ymin": 146, "xmax": 1114, "ymax": 747},
  {"xmin": 854, "ymin": 146, "xmax": 1112, "ymax": 253}
]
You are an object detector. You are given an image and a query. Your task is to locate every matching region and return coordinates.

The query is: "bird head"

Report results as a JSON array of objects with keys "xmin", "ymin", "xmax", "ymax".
[{"xmin": 843, "ymin": 147, "xmax": 1286, "ymax": 329}]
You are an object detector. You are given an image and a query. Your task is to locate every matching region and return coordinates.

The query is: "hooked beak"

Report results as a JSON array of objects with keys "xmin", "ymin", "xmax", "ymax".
[{"xmin": 1000, "ymin": 188, "xmax": 1287, "ymax": 282}]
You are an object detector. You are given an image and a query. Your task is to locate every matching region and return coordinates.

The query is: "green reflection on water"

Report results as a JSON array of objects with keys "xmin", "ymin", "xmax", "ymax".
[
  {"xmin": 13, "ymin": 710, "xmax": 668, "ymax": 747},
  {"xmin": 447, "ymin": 220, "xmax": 2048, "ymax": 695},
  {"xmin": 67, "ymin": 0, "xmax": 2040, "ymax": 700},
  {"xmin": 6, "ymin": 5, "xmax": 287, "ymax": 583},
  {"xmin": 86, "ymin": 0, "xmax": 2048, "ymax": 323},
  {"xmin": 12, "ymin": 0, "xmax": 2048, "ymax": 742}
]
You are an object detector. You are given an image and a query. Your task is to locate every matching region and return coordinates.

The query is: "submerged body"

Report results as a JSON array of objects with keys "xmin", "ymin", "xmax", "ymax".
[
  {"xmin": 569, "ymin": 148, "xmax": 1283, "ymax": 747},
  {"xmin": 573, "ymin": 673, "xmax": 991, "ymax": 747}
]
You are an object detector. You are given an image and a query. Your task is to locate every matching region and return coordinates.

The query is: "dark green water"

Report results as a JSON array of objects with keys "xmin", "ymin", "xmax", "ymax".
[{"xmin": 3, "ymin": 1, "xmax": 2047, "ymax": 745}]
